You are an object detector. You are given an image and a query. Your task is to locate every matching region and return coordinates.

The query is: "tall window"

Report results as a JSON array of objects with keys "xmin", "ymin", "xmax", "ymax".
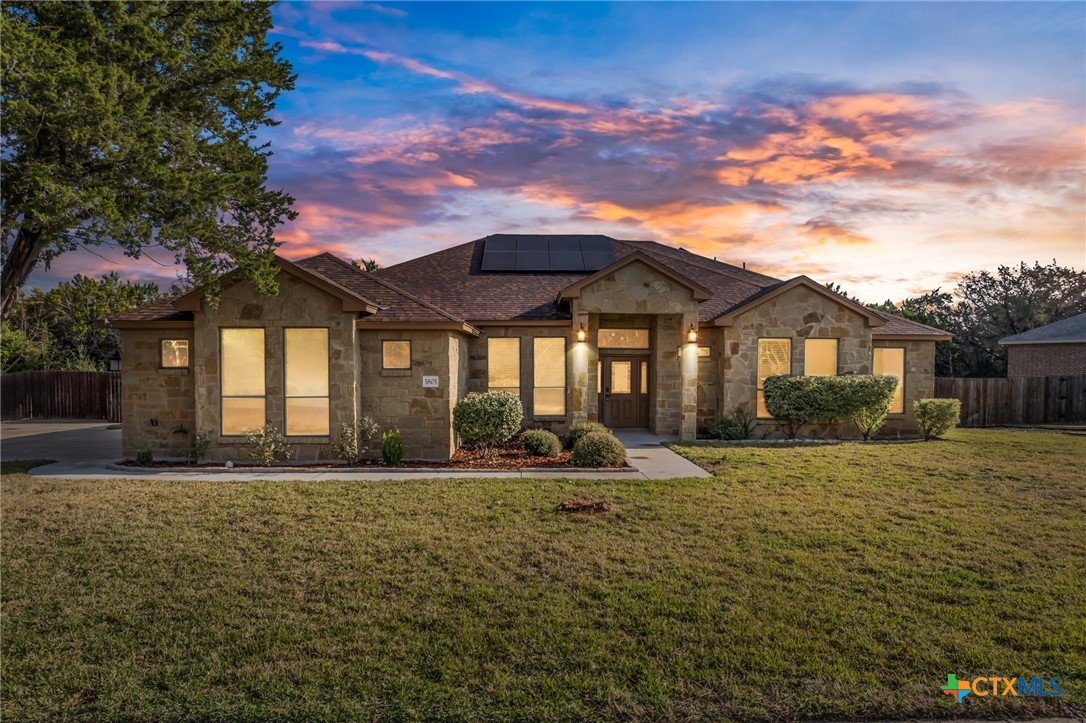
[
  {"xmin": 533, "ymin": 337, "xmax": 565, "ymax": 415},
  {"xmin": 488, "ymin": 337, "xmax": 520, "ymax": 395},
  {"xmin": 285, "ymin": 328, "xmax": 330, "ymax": 436},
  {"xmin": 804, "ymin": 339, "xmax": 838, "ymax": 376},
  {"xmin": 757, "ymin": 338, "xmax": 791, "ymax": 418},
  {"xmin": 873, "ymin": 347, "xmax": 906, "ymax": 413},
  {"xmin": 221, "ymin": 328, "xmax": 265, "ymax": 435}
]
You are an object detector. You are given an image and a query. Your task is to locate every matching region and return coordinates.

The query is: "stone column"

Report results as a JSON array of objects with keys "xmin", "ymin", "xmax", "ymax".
[
  {"xmin": 570, "ymin": 302, "xmax": 595, "ymax": 424},
  {"xmin": 679, "ymin": 312, "xmax": 699, "ymax": 440}
]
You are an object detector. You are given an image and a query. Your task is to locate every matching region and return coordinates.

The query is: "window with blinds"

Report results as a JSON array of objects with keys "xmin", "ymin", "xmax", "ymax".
[
  {"xmin": 533, "ymin": 337, "xmax": 565, "ymax": 415},
  {"xmin": 221, "ymin": 328, "xmax": 265, "ymax": 435},
  {"xmin": 488, "ymin": 337, "xmax": 520, "ymax": 395},
  {"xmin": 285, "ymin": 328, "xmax": 330, "ymax": 436},
  {"xmin": 757, "ymin": 338, "xmax": 791, "ymax": 418},
  {"xmin": 804, "ymin": 339, "xmax": 838, "ymax": 376},
  {"xmin": 874, "ymin": 347, "xmax": 906, "ymax": 413}
]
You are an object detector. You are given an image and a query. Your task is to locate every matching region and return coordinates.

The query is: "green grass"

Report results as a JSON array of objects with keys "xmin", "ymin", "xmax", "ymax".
[
  {"xmin": 2, "ymin": 429, "xmax": 1083, "ymax": 721},
  {"xmin": 0, "ymin": 459, "xmax": 56, "ymax": 475}
]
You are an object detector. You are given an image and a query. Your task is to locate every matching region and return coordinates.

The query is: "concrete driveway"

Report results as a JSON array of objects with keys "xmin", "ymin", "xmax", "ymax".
[{"xmin": 0, "ymin": 420, "xmax": 121, "ymax": 472}]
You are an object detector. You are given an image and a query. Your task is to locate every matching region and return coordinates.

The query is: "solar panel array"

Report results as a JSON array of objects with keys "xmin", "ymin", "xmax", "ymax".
[{"xmin": 480, "ymin": 235, "xmax": 617, "ymax": 272}]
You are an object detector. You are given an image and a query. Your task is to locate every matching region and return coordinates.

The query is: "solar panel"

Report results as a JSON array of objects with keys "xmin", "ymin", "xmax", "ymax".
[{"xmin": 480, "ymin": 235, "xmax": 616, "ymax": 273}]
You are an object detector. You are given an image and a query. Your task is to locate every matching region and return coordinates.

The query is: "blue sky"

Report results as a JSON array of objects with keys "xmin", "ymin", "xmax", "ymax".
[{"xmin": 37, "ymin": 1, "xmax": 1086, "ymax": 301}]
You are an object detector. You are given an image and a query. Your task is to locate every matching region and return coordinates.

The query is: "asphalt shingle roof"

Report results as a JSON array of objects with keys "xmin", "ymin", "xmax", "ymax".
[{"xmin": 999, "ymin": 311, "xmax": 1086, "ymax": 345}]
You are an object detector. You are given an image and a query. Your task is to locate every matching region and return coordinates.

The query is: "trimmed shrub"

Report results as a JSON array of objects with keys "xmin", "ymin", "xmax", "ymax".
[
  {"xmin": 564, "ymin": 421, "xmax": 609, "ymax": 449},
  {"xmin": 522, "ymin": 429, "xmax": 562, "ymax": 457},
  {"xmin": 382, "ymin": 429, "xmax": 405, "ymax": 465},
  {"xmin": 246, "ymin": 424, "xmax": 294, "ymax": 465},
  {"xmin": 710, "ymin": 408, "xmax": 756, "ymax": 440},
  {"xmin": 332, "ymin": 416, "xmax": 379, "ymax": 463},
  {"xmin": 453, "ymin": 392, "xmax": 524, "ymax": 455},
  {"xmin": 134, "ymin": 447, "xmax": 153, "ymax": 467},
  {"xmin": 914, "ymin": 398, "xmax": 961, "ymax": 440},
  {"xmin": 762, "ymin": 375, "xmax": 899, "ymax": 439},
  {"xmin": 571, "ymin": 431, "xmax": 626, "ymax": 467}
]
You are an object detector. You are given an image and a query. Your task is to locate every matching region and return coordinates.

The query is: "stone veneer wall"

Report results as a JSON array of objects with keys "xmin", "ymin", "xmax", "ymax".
[
  {"xmin": 119, "ymin": 329, "xmax": 197, "ymax": 458},
  {"xmin": 193, "ymin": 274, "xmax": 360, "ymax": 462},
  {"xmin": 358, "ymin": 329, "xmax": 466, "ymax": 460},
  {"xmin": 696, "ymin": 326, "xmax": 723, "ymax": 431},
  {"xmin": 719, "ymin": 285, "xmax": 872, "ymax": 438},
  {"xmin": 1006, "ymin": 343, "xmax": 1086, "ymax": 377},
  {"xmin": 467, "ymin": 325, "xmax": 577, "ymax": 435},
  {"xmin": 874, "ymin": 338, "xmax": 936, "ymax": 436}
]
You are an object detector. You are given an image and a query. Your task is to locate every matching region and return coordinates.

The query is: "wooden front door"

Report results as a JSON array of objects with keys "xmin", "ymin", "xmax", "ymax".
[{"xmin": 600, "ymin": 355, "xmax": 650, "ymax": 428}]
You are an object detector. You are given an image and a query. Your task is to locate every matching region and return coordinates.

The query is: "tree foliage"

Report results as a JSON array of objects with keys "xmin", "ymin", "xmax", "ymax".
[
  {"xmin": 2, "ymin": 272, "xmax": 161, "ymax": 371},
  {"xmin": 1, "ymin": 1, "xmax": 296, "ymax": 317},
  {"xmin": 762, "ymin": 375, "xmax": 898, "ymax": 439}
]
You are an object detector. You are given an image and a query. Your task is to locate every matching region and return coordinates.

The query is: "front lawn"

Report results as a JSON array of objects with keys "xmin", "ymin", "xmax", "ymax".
[{"xmin": 2, "ymin": 429, "xmax": 1083, "ymax": 721}]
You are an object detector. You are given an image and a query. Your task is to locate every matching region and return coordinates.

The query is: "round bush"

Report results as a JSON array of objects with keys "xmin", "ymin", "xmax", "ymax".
[
  {"xmin": 521, "ymin": 429, "xmax": 561, "ymax": 457},
  {"xmin": 564, "ymin": 421, "xmax": 609, "ymax": 449},
  {"xmin": 571, "ymin": 431, "xmax": 626, "ymax": 467},
  {"xmin": 453, "ymin": 392, "xmax": 524, "ymax": 450}
]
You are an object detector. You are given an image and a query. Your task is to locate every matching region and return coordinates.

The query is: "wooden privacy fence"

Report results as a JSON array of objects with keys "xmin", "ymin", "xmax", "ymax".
[
  {"xmin": 1, "ymin": 371, "xmax": 122, "ymax": 422},
  {"xmin": 935, "ymin": 374, "xmax": 1086, "ymax": 427}
]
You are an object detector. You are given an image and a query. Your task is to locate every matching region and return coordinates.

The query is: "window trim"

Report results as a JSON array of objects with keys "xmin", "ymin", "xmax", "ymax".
[
  {"xmin": 803, "ymin": 338, "xmax": 839, "ymax": 377},
  {"xmin": 283, "ymin": 327, "xmax": 331, "ymax": 438},
  {"xmin": 159, "ymin": 338, "xmax": 190, "ymax": 369},
  {"xmin": 487, "ymin": 336, "xmax": 521, "ymax": 396},
  {"xmin": 219, "ymin": 327, "xmax": 266, "ymax": 438},
  {"xmin": 381, "ymin": 340, "xmax": 412, "ymax": 371},
  {"xmin": 756, "ymin": 337, "xmax": 792, "ymax": 419},
  {"xmin": 532, "ymin": 336, "xmax": 566, "ymax": 417},
  {"xmin": 873, "ymin": 346, "xmax": 907, "ymax": 416}
]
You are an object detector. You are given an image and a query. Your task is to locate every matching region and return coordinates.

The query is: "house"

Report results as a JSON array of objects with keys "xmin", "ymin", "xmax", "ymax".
[
  {"xmin": 998, "ymin": 312, "xmax": 1086, "ymax": 377},
  {"xmin": 103, "ymin": 234, "xmax": 951, "ymax": 461}
]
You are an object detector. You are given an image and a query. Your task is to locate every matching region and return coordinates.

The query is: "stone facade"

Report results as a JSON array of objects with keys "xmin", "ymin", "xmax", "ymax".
[
  {"xmin": 119, "ymin": 329, "xmax": 197, "ymax": 458},
  {"xmin": 1006, "ymin": 343, "xmax": 1086, "ymax": 377},
  {"xmin": 358, "ymin": 329, "xmax": 467, "ymax": 460},
  {"xmin": 874, "ymin": 338, "xmax": 937, "ymax": 436},
  {"xmin": 192, "ymin": 273, "xmax": 360, "ymax": 462}
]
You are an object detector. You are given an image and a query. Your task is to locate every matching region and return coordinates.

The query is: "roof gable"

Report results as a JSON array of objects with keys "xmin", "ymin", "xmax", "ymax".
[
  {"xmin": 556, "ymin": 251, "xmax": 713, "ymax": 302},
  {"xmin": 712, "ymin": 276, "xmax": 886, "ymax": 328},
  {"xmin": 999, "ymin": 311, "xmax": 1086, "ymax": 345},
  {"xmin": 172, "ymin": 255, "xmax": 379, "ymax": 314}
]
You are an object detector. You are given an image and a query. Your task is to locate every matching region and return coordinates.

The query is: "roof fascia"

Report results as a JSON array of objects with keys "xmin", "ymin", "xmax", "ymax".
[{"xmin": 712, "ymin": 276, "xmax": 887, "ymax": 328}]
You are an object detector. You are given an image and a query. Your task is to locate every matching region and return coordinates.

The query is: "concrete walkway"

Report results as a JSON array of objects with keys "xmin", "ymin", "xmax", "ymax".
[{"xmin": 2, "ymin": 422, "xmax": 711, "ymax": 481}]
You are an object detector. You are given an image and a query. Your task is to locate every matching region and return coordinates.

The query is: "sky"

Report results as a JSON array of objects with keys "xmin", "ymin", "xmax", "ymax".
[{"xmin": 31, "ymin": 1, "xmax": 1086, "ymax": 302}]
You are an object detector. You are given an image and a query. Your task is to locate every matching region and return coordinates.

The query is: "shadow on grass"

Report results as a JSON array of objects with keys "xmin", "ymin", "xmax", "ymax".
[{"xmin": 0, "ymin": 459, "xmax": 56, "ymax": 475}]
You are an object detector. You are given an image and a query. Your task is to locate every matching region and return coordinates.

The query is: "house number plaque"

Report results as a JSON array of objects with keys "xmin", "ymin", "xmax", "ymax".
[{"xmin": 422, "ymin": 376, "xmax": 439, "ymax": 388}]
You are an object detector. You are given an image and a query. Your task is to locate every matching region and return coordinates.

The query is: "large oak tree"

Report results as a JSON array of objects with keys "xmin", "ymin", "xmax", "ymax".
[{"xmin": 1, "ymin": 1, "xmax": 296, "ymax": 317}]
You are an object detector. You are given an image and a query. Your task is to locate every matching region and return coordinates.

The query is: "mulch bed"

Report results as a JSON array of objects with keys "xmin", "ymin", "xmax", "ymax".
[{"xmin": 118, "ymin": 441, "xmax": 628, "ymax": 470}]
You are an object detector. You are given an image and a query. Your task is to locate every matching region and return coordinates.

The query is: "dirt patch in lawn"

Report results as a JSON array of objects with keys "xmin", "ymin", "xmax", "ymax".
[{"xmin": 557, "ymin": 497, "xmax": 618, "ymax": 515}]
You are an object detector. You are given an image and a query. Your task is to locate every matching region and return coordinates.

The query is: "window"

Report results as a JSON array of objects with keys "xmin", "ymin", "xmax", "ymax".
[
  {"xmin": 874, "ymin": 347, "xmax": 906, "ymax": 414},
  {"xmin": 383, "ymin": 340, "xmax": 411, "ymax": 370},
  {"xmin": 640, "ymin": 360, "xmax": 648, "ymax": 394},
  {"xmin": 757, "ymin": 338, "xmax": 791, "ymax": 418},
  {"xmin": 285, "ymin": 328, "xmax": 329, "ymax": 436},
  {"xmin": 698, "ymin": 346, "xmax": 712, "ymax": 359},
  {"xmin": 611, "ymin": 360, "xmax": 632, "ymax": 394},
  {"xmin": 161, "ymin": 339, "xmax": 189, "ymax": 368},
  {"xmin": 804, "ymin": 339, "xmax": 838, "ymax": 377},
  {"xmin": 597, "ymin": 328, "xmax": 649, "ymax": 349},
  {"xmin": 488, "ymin": 337, "xmax": 520, "ymax": 395},
  {"xmin": 533, "ymin": 337, "xmax": 565, "ymax": 415},
  {"xmin": 221, "ymin": 328, "xmax": 265, "ymax": 435}
]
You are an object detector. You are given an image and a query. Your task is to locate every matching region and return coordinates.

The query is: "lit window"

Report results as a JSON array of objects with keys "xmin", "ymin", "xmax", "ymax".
[
  {"xmin": 640, "ymin": 360, "xmax": 648, "ymax": 394},
  {"xmin": 598, "ymin": 329, "xmax": 649, "ymax": 349},
  {"xmin": 757, "ymin": 338, "xmax": 791, "ymax": 418},
  {"xmin": 488, "ymin": 337, "xmax": 520, "ymax": 395},
  {"xmin": 874, "ymin": 347, "xmax": 906, "ymax": 414},
  {"xmin": 221, "ymin": 328, "xmax": 265, "ymax": 435},
  {"xmin": 804, "ymin": 339, "xmax": 838, "ymax": 377},
  {"xmin": 611, "ymin": 360, "xmax": 632, "ymax": 394},
  {"xmin": 698, "ymin": 346, "xmax": 712, "ymax": 359},
  {"xmin": 383, "ymin": 340, "xmax": 411, "ymax": 370},
  {"xmin": 285, "ymin": 328, "xmax": 329, "ymax": 436},
  {"xmin": 533, "ymin": 337, "xmax": 565, "ymax": 416},
  {"xmin": 161, "ymin": 339, "xmax": 189, "ymax": 368}
]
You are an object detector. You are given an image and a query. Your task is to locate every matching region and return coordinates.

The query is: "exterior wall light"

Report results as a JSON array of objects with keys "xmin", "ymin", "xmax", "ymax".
[
  {"xmin": 576, "ymin": 324, "xmax": 587, "ymax": 343},
  {"xmin": 687, "ymin": 324, "xmax": 698, "ymax": 344}
]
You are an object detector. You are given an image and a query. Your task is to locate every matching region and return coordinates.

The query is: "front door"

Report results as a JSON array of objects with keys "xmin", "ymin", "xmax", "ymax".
[{"xmin": 601, "ymin": 355, "xmax": 650, "ymax": 428}]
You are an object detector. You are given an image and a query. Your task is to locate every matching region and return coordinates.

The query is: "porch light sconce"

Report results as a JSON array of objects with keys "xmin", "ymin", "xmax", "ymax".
[
  {"xmin": 576, "ymin": 324, "xmax": 587, "ymax": 343},
  {"xmin": 687, "ymin": 324, "xmax": 698, "ymax": 344}
]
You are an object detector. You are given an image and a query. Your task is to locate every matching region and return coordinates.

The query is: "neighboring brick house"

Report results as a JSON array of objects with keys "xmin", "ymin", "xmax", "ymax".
[
  {"xmin": 103, "ymin": 234, "xmax": 950, "ymax": 461},
  {"xmin": 999, "ymin": 312, "xmax": 1086, "ymax": 378}
]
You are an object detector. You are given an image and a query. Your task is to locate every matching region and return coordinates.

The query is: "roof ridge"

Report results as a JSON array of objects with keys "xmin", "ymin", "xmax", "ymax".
[
  {"xmin": 305, "ymin": 250, "xmax": 470, "ymax": 325},
  {"xmin": 615, "ymin": 239, "xmax": 780, "ymax": 286}
]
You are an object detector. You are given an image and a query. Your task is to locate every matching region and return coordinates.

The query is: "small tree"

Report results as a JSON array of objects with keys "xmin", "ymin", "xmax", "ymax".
[
  {"xmin": 848, "ymin": 376, "xmax": 899, "ymax": 440},
  {"xmin": 452, "ymin": 392, "xmax": 524, "ymax": 456},
  {"xmin": 331, "ymin": 417, "xmax": 379, "ymax": 463}
]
